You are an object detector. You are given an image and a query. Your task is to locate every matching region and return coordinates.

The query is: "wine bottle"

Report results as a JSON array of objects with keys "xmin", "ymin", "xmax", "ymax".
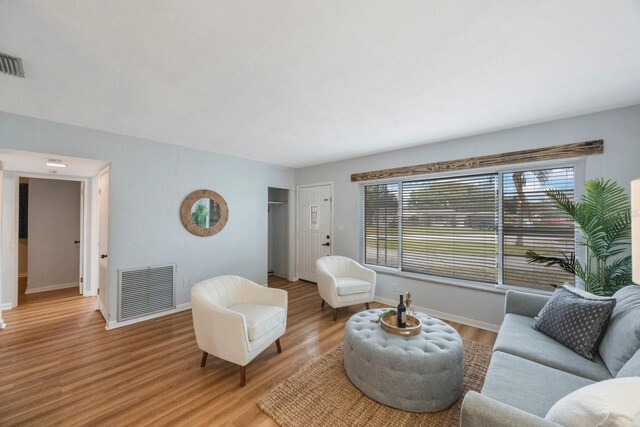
[{"xmin": 397, "ymin": 294, "xmax": 407, "ymax": 328}]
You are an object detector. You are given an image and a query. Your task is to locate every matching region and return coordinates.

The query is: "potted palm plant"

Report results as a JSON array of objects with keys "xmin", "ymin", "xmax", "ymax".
[{"xmin": 526, "ymin": 178, "xmax": 633, "ymax": 296}]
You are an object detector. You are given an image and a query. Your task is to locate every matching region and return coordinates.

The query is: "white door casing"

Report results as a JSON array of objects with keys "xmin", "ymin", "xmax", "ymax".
[
  {"xmin": 296, "ymin": 183, "xmax": 332, "ymax": 282},
  {"xmin": 10, "ymin": 173, "xmax": 95, "ymax": 307},
  {"xmin": 78, "ymin": 181, "xmax": 85, "ymax": 294},
  {"xmin": 98, "ymin": 169, "xmax": 110, "ymax": 321},
  {"xmin": 0, "ymin": 169, "xmax": 5, "ymax": 329}
]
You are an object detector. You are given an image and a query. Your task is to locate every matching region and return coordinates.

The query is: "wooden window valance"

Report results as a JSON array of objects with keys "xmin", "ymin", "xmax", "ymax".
[{"xmin": 350, "ymin": 140, "xmax": 603, "ymax": 182}]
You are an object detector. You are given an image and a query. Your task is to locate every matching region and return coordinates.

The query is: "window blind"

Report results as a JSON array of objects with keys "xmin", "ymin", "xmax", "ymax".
[
  {"xmin": 363, "ymin": 183, "xmax": 399, "ymax": 267},
  {"xmin": 502, "ymin": 167, "xmax": 575, "ymax": 289},
  {"xmin": 401, "ymin": 174, "xmax": 498, "ymax": 282}
]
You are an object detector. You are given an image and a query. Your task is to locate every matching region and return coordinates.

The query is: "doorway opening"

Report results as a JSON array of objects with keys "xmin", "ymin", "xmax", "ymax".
[
  {"xmin": 268, "ymin": 187, "xmax": 289, "ymax": 280},
  {"xmin": 17, "ymin": 177, "xmax": 82, "ymax": 304},
  {"xmin": 0, "ymin": 149, "xmax": 109, "ymax": 328}
]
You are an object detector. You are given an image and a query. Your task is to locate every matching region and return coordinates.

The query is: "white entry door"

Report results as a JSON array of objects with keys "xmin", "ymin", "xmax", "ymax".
[
  {"xmin": 97, "ymin": 169, "xmax": 110, "ymax": 321},
  {"xmin": 297, "ymin": 184, "xmax": 332, "ymax": 282}
]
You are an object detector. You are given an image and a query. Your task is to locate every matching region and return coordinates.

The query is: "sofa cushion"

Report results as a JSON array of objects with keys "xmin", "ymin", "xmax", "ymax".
[
  {"xmin": 598, "ymin": 285, "xmax": 640, "ymax": 376},
  {"xmin": 617, "ymin": 349, "xmax": 640, "ymax": 378},
  {"xmin": 495, "ymin": 313, "xmax": 612, "ymax": 381},
  {"xmin": 534, "ymin": 286, "xmax": 615, "ymax": 360},
  {"xmin": 336, "ymin": 277, "xmax": 371, "ymax": 296},
  {"xmin": 229, "ymin": 304, "xmax": 285, "ymax": 341},
  {"xmin": 545, "ymin": 378, "xmax": 640, "ymax": 427},
  {"xmin": 482, "ymin": 351, "xmax": 595, "ymax": 418}
]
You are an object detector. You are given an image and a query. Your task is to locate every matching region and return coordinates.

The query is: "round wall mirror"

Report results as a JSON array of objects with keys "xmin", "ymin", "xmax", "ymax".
[{"xmin": 180, "ymin": 189, "xmax": 229, "ymax": 237}]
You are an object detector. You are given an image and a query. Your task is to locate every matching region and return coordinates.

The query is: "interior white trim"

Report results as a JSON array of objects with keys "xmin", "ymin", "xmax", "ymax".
[
  {"xmin": 374, "ymin": 295, "xmax": 500, "ymax": 333},
  {"xmin": 1, "ymin": 302, "xmax": 13, "ymax": 310},
  {"xmin": 24, "ymin": 282, "xmax": 79, "ymax": 294},
  {"xmin": 105, "ymin": 302, "xmax": 192, "ymax": 330}
]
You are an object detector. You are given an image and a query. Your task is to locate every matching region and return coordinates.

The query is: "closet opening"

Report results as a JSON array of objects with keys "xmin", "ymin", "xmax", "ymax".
[{"xmin": 268, "ymin": 187, "xmax": 289, "ymax": 280}]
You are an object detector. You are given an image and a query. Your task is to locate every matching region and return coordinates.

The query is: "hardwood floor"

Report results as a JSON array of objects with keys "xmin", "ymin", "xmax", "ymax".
[{"xmin": 0, "ymin": 276, "xmax": 496, "ymax": 426}]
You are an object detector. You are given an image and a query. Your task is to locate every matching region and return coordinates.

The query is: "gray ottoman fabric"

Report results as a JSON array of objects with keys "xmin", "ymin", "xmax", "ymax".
[{"xmin": 343, "ymin": 309, "xmax": 464, "ymax": 412}]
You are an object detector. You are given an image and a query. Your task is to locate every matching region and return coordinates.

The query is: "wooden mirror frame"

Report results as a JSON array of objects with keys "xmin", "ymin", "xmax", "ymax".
[{"xmin": 180, "ymin": 189, "xmax": 229, "ymax": 237}]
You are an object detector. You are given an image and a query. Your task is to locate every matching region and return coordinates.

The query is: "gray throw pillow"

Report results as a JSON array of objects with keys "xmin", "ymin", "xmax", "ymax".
[{"xmin": 534, "ymin": 286, "xmax": 616, "ymax": 360}]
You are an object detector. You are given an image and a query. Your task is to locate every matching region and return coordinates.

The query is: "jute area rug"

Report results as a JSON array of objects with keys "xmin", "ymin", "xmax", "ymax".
[{"xmin": 257, "ymin": 340, "xmax": 492, "ymax": 427}]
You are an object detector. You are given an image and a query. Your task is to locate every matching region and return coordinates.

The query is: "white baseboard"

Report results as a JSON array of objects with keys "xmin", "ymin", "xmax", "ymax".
[
  {"xmin": 0, "ymin": 319, "xmax": 5, "ymax": 329},
  {"xmin": 105, "ymin": 302, "xmax": 192, "ymax": 330},
  {"xmin": 374, "ymin": 296, "xmax": 500, "ymax": 333},
  {"xmin": 25, "ymin": 282, "xmax": 79, "ymax": 294},
  {"xmin": 18, "ymin": 272, "xmax": 27, "ymax": 278},
  {"xmin": 1, "ymin": 302, "xmax": 13, "ymax": 310}
]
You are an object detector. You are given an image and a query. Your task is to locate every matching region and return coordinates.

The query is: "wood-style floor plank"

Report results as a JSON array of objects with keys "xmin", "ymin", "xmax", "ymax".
[{"xmin": 0, "ymin": 276, "xmax": 496, "ymax": 426}]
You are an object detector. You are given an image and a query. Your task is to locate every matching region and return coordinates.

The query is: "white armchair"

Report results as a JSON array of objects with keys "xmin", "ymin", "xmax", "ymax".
[
  {"xmin": 316, "ymin": 256, "xmax": 376, "ymax": 321},
  {"xmin": 191, "ymin": 275, "xmax": 287, "ymax": 386}
]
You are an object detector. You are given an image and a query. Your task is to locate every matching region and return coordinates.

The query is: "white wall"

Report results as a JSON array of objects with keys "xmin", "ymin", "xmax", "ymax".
[
  {"xmin": 0, "ymin": 112, "xmax": 295, "ymax": 322},
  {"xmin": 27, "ymin": 178, "xmax": 81, "ymax": 291},
  {"xmin": 295, "ymin": 105, "xmax": 640, "ymax": 330}
]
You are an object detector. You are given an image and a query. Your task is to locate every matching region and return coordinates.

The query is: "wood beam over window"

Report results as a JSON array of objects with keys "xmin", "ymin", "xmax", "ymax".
[{"xmin": 350, "ymin": 140, "xmax": 603, "ymax": 182}]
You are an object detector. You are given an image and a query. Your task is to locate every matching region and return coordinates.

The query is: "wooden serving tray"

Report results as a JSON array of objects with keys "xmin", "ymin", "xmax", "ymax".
[{"xmin": 380, "ymin": 314, "xmax": 422, "ymax": 337}]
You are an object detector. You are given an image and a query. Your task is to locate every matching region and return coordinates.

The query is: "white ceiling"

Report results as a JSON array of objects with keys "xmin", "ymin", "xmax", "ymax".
[
  {"xmin": 1, "ymin": 1, "xmax": 640, "ymax": 168},
  {"xmin": 0, "ymin": 149, "xmax": 108, "ymax": 177}
]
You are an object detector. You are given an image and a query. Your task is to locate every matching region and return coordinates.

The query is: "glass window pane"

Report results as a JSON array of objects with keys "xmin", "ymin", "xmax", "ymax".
[
  {"xmin": 401, "ymin": 174, "xmax": 498, "ymax": 283},
  {"xmin": 502, "ymin": 167, "xmax": 575, "ymax": 289},
  {"xmin": 364, "ymin": 183, "xmax": 399, "ymax": 267}
]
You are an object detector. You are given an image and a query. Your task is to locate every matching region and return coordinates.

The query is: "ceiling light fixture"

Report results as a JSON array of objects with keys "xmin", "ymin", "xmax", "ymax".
[{"xmin": 46, "ymin": 159, "xmax": 67, "ymax": 168}]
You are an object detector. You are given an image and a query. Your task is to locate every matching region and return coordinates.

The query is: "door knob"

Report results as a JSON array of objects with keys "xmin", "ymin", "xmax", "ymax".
[
  {"xmin": 322, "ymin": 243, "xmax": 331, "ymax": 247},
  {"xmin": 74, "ymin": 240, "xmax": 80, "ymax": 244},
  {"xmin": 101, "ymin": 254, "xmax": 108, "ymax": 259}
]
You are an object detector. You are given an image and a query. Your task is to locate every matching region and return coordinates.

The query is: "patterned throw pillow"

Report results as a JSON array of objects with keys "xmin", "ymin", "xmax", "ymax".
[{"xmin": 534, "ymin": 286, "xmax": 616, "ymax": 360}]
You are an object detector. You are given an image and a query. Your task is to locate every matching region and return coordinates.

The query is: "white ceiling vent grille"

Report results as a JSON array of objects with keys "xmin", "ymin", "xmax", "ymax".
[
  {"xmin": 0, "ymin": 53, "xmax": 25, "ymax": 78},
  {"xmin": 118, "ymin": 264, "xmax": 176, "ymax": 322}
]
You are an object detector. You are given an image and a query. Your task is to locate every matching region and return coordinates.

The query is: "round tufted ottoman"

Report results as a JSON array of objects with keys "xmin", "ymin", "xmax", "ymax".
[{"xmin": 343, "ymin": 309, "xmax": 464, "ymax": 412}]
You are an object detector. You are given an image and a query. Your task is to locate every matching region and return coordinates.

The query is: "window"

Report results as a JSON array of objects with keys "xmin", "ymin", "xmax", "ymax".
[
  {"xmin": 362, "ymin": 165, "xmax": 576, "ymax": 290},
  {"xmin": 364, "ymin": 183, "xmax": 399, "ymax": 267},
  {"xmin": 502, "ymin": 167, "xmax": 575, "ymax": 289},
  {"xmin": 402, "ymin": 174, "xmax": 498, "ymax": 282}
]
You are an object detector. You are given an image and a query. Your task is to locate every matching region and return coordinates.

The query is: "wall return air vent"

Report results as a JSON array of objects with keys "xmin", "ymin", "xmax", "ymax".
[
  {"xmin": 0, "ymin": 52, "xmax": 25, "ymax": 78},
  {"xmin": 118, "ymin": 264, "xmax": 176, "ymax": 322}
]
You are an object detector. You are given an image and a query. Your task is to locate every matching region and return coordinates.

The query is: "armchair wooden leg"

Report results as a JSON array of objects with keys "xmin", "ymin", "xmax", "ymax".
[
  {"xmin": 240, "ymin": 365, "xmax": 246, "ymax": 387},
  {"xmin": 200, "ymin": 351, "xmax": 208, "ymax": 367},
  {"xmin": 365, "ymin": 302, "xmax": 370, "ymax": 310},
  {"xmin": 321, "ymin": 299, "xmax": 325, "ymax": 308},
  {"xmin": 275, "ymin": 338, "xmax": 282, "ymax": 353},
  {"xmin": 333, "ymin": 308, "xmax": 338, "ymax": 321}
]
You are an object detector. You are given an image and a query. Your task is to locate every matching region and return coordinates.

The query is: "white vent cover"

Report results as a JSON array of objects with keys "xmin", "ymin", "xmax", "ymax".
[
  {"xmin": 0, "ymin": 53, "xmax": 25, "ymax": 78},
  {"xmin": 118, "ymin": 264, "xmax": 175, "ymax": 322}
]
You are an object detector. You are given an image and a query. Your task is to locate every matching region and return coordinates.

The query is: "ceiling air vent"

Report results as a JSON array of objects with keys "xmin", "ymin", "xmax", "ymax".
[{"xmin": 0, "ymin": 53, "xmax": 25, "ymax": 78}]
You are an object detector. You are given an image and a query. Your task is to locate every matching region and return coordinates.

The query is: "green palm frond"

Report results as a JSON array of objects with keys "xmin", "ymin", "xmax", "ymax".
[
  {"xmin": 527, "ymin": 178, "xmax": 634, "ymax": 296},
  {"xmin": 525, "ymin": 250, "xmax": 575, "ymax": 275}
]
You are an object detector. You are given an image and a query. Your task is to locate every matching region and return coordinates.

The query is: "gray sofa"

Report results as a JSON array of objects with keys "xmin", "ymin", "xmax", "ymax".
[{"xmin": 461, "ymin": 285, "xmax": 640, "ymax": 427}]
